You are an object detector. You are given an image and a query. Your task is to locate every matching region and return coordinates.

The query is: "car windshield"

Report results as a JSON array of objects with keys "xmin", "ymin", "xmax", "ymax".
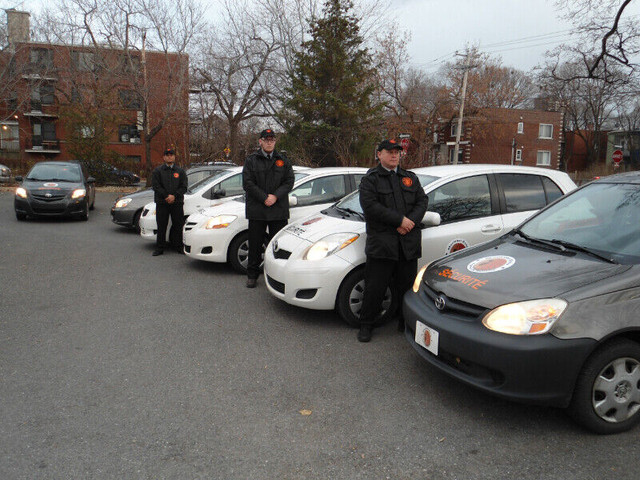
[
  {"xmin": 519, "ymin": 182, "xmax": 640, "ymax": 264},
  {"xmin": 187, "ymin": 170, "xmax": 229, "ymax": 194},
  {"xmin": 335, "ymin": 174, "xmax": 440, "ymax": 215},
  {"xmin": 27, "ymin": 164, "xmax": 82, "ymax": 182}
]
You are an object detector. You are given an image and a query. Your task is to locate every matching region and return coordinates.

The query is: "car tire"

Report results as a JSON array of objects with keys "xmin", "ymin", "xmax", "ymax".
[
  {"xmin": 89, "ymin": 194, "xmax": 95, "ymax": 210},
  {"xmin": 81, "ymin": 205, "xmax": 89, "ymax": 221},
  {"xmin": 228, "ymin": 231, "xmax": 267, "ymax": 274},
  {"xmin": 567, "ymin": 339, "xmax": 640, "ymax": 434},
  {"xmin": 336, "ymin": 268, "xmax": 397, "ymax": 328},
  {"xmin": 16, "ymin": 212, "xmax": 26, "ymax": 221}
]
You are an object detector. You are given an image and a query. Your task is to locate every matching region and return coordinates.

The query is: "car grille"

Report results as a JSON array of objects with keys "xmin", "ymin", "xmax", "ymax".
[
  {"xmin": 273, "ymin": 249, "xmax": 291, "ymax": 260},
  {"xmin": 267, "ymin": 275, "xmax": 285, "ymax": 294},
  {"xmin": 423, "ymin": 284, "xmax": 488, "ymax": 319},
  {"xmin": 184, "ymin": 221, "xmax": 198, "ymax": 232},
  {"xmin": 31, "ymin": 192, "xmax": 67, "ymax": 202}
]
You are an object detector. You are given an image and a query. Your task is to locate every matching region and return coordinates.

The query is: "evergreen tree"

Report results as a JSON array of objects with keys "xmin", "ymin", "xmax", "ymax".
[{"xmin": 282, "ymin": 0, "xmax": 380, "ymax": 166}]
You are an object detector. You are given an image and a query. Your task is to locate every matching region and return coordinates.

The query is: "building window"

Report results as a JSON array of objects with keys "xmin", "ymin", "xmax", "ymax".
[
  {"xmin": 30, "ymin": 48, "xmax": 54, "ymax": 69},
  {"xmin": 537, "ymin": 150, "xmax": 551, "ymax": 166},
  {"xmin": 515, "ymin": 149, "xmax": 522, "ymax": 162},
  {"xmin": 517, "ymin": 122, "xmax": 524, "ymax": 134},
  {"xmin": 119, "ymin": 89, "xmax": 142, "ymax": 109},
  {"xmin": 448, "ymin": 148, "xmax": 463, "ymax": 164},
  {"xmin": 119, "ymin": 54, "xmax": 141, "ymax": 74},
  {"xmin": 451, "ymin": 122, "xmax": 463, "ymax": 137},
  {"xmin": 125, "ymin": 155, "xmax": 142, "ymax": 163},
  {"xmin": 71, "ymin": 51, "xmax": 95, "ymax": 71},
  {"xmin": 539, "ymin": 124, "xmax": 553, "ymax": 139},
  {"xmin": 1, "ymin": 123, "xmax": 19, "ymax": 152},
  {"xmin": 118, "ymin": 124, "xmax": 141, "ymax": 143},
  {"xmin": 80, "ymin": 126, "xmax": 95, "ymax": 138}
]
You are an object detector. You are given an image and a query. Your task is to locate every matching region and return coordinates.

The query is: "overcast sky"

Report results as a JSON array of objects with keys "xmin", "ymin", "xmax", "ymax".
[{"xmin": 22, "ymin": 0, "xmax": 640, "ymax": 73}]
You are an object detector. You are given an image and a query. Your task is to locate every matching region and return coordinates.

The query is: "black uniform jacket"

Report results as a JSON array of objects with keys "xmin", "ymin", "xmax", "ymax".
[
  {"xmin": 359, "ymin": 164, "xmax": 428, "ymax": 261},
  {"xmin": 152, "ymin": 164, "xmax": 188, "ymax": 205},
  {"xmin": 242, "ymin": 149, "xmax": 295, "ymax": 221}
]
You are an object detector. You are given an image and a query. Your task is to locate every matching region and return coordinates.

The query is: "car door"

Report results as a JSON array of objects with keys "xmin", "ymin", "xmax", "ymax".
[
  {"xmin": 496, "ymin": 173, "xmax": 565, "ymax": 230},
  {"xmin": 420, "ymin": 174, "xmax": 504, "ymax": 264},
  {"xmin": 289, "ymin": 174, "xmax": 349, "ymax": 221}
]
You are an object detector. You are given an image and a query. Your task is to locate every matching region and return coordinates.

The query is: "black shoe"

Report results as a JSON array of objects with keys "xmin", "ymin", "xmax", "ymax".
[
  {"xmin": 246, "ymin": 278, "xmax": 257, "ymax": 288},
  {"xmin": 152, "ymin": 249, "xmax": 164, "ymax": 256},
  {"xmin": 357, "ymin": 325, "xmax": 372, "ymax": 343}
]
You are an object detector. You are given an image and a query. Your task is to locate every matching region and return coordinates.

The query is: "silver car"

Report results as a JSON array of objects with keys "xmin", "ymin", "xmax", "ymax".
[{"xmin": 0, "ymin": 163, "xmax": 11, "ymax": 183}]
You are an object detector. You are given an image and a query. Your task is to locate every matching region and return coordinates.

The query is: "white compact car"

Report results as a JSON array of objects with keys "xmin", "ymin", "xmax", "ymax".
[
  {"xmin": 263, "ymin": 164, "xmax": 577, "ymax": 326},
  {"xmin": 183, "ymin": 167, "xmax": 369, "ymax": 273}
]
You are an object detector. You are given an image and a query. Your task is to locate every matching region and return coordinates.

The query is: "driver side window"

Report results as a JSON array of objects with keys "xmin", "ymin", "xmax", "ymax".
[
  {"xmin": 210, "ymin": 173, "xmax": 244, "ymax": 198},
  {"xmin": 291, "ymin": 175, "xmax": 347, "ymax": 206}
]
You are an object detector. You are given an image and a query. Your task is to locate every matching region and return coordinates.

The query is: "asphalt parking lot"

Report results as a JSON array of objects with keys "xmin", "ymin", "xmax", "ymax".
[{"xmin": 1, "ymin": 190, "xmax": 639, "ymax": 479}]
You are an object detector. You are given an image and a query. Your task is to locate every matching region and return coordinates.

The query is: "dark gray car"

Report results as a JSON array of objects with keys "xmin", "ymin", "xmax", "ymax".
[
  {"xmin": 404, "ymin": 171, "xmax": 640, "ymax": 434},
  {"xmin": 111, "ymin": 163, "xmax": 235, "ymax": 230}
]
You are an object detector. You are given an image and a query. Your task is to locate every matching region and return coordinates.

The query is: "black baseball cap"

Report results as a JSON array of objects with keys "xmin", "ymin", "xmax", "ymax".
[
  {"xmin": 377, "ymin": 139, "xmax": 403, "ymax": 151},
  {"xmin": 259, "ymin": 129, "xmax": 276, "ymax": 139},
  {"xmin": 164, "ymin": 147, "xmax": 176, "ymax": 155}
]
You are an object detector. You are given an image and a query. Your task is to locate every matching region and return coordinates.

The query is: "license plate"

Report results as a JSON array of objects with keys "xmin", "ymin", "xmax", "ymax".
[{"xmin": 415, "ymin": 321, "xmax": 439, "ymax": 356}]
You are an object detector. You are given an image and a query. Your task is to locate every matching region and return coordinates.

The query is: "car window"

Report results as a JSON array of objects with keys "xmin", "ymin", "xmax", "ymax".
[
  {"xmin": 187, "ymin": 170, "xmax": 228, "ymax": 194},
  {"xmin": 187, "ymin": 169, "xmax": 221, "ymax": 186},
  {"xmin": 291, "ymin": 175, "xmax": 347, "ymax": 206},
  {"xmin": 427, "ymin": 175, "xmax": 491, "ymax": 223},
  {"xmin": 542, "ymin": 177, "xmax": 563, "ymax": 203},
  {"xmin": 354, "ymin": 174, "xmax": 365, "ymax": 189},
  {"xmin": 521, "ymin": 183, "xmax": 640, "ymax": 264},
  {"xmin": 27, "ymin": 164, "xmax": 82, "ymax": 182},
  {"xmin": 212, "ymin": 173, "xmax": 244, "ymax": 197},
  {"xmin": 499, "ymin": 173, "xmax": 549, "ymax": 213}
]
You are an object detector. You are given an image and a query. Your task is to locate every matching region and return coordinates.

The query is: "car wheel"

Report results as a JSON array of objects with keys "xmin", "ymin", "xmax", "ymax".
[
  {"xmin": 567, "ymin": 339, "xmax": 640, "ymax": 434},
  {"xmin": 16, "ymin": 212, "xmax": 26, "ymax": 221},
  {"xmin": 81, "ymin": 205, "xmax": 89, "ymax": 221},
  {"xmin": 228, "ymin": 231, "xmax": 266, "ymax": 274},
  {"xmin": 89, "ymin": 194, "xmax": 95, "ymax": 210},
  {"xmin": 336, "ymin": 268, "xmax": 396, "ymax": 328}
]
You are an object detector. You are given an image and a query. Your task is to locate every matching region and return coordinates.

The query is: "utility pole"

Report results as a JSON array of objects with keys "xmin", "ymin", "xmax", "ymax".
[{"xmin": 453, "ymin": 49, "xmax": 476, "ymax": 165}]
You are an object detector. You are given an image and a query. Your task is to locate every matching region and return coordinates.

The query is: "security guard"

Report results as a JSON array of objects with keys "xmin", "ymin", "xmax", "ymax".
[
  {"xmin": 242, "ymin": 129, "xmax": 295, "ymax": 288},
  {"xmin": 151, "ymin": 147, "xmax": 188, "ymax": 256},
  {"xmin": 357, "ymin": 139, "xmax": 428, "ymax": 342}
]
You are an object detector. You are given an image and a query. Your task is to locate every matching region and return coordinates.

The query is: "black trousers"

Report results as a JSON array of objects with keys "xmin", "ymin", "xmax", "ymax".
[
  {"xmin": 359, "ymin": 255, "xmax": 417, "ymax": 327},
  {"xmin": 156, "ymin": 202, "xmax": 184, "ymax": 249},
  {"xmin": 247, "ymin": 219, "xmax": 288, "ymax": 279}
]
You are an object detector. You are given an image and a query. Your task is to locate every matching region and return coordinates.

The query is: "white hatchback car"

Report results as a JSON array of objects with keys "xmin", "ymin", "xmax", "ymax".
[
  {"xmin": 139, "ymin": 166, "xmax": 309, "ymax": 241},
  {"xmin": 183, "ymin": 167, "xmax": 369, "ymax": 273},
  {"xmin": 263, "ymin": 164, "xmax": 577, "ymax": 326}
]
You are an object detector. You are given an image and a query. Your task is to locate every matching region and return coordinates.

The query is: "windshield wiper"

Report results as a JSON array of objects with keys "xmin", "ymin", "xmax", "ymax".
[
  {"xmin": 335, "ymin": 206, "xmax": 363, "ymax": 219},
  {"xmin": 549, "ymin": 239, "xmax": 616, "ymax": 264},
  {"xmin": 512, "ymin": 228, "xmax": 566, "ymax": 252}
]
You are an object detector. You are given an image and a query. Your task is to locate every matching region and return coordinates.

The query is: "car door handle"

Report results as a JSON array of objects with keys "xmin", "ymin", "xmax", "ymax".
[{"xmin": 481, "ymin": 224, "xmax": 502, "ymax": 233}]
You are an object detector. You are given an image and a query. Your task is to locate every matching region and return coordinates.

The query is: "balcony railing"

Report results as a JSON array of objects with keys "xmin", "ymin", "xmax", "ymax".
[{"xmin": 26, "ymin": 136, "xmax": 60, "ymax": 153}]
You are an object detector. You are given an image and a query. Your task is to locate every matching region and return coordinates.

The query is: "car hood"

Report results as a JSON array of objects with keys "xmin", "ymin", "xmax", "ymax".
[
  {"xmin": 281, "ymin": 211, "xmax": 365, "ymax": 243},
  {"xmin": 424, "ymin": 235, "xmax": 631, "ymax": 309},
  {"xmin": 22, "ymin": 179, "xmax": 84, "ymax": 192},
  {"xmin": 121, "ymin": 188, "xmax": 153, "ymax": 200},
  {"xmin": 197, "ymin": 199, "xmax": 245, "ymax": 217}
]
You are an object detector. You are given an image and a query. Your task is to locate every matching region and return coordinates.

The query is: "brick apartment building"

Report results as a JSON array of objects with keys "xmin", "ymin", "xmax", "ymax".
[
  {"xmin": 0, "ymin": 10, "xmax": 190, "ymax": 175},
  {"xmin": 433, "ymin": 107, "xmax": 564, "ymax": 169}
]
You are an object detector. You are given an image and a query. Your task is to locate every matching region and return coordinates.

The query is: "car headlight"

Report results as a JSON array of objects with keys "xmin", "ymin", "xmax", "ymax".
[
  {"xmin": 115, "ymin": 198, "xmax": 132, "ymax": 208},
  {"xmin": 203, "ymin": 215, "xmax": 237, "ymax": 229},
  {"xmin": 71, "ymin": 188, "xmax": 86, "ymax": 199},
  {"xmin": 482, "ymin": 298, "xmax": 567, "ymax": 335},
  {"xmin": 16, "ymin": 187, "xmax": 27, "ymax": 198},
  {"xmin": 413, "ymin": 265, "xmax": 428, "ymax": 293},
  {"xmin": 303, "ymin": 233, "xmax": 359, "ymax": 260}
]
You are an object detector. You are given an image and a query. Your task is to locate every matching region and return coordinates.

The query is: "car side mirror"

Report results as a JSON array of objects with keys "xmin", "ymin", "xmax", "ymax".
[
  {"xmin": 15, "ymin": 175, "xmax": 23, "ymax": 182},
  {"xmin": 212, "ymin": 188, "xmax": 227, "ymax": 199},
  {"xmin": 421, "ymin": 211, "xmax": 441, "ymax": 227},
  {"xmin": 289, "ymin": 195, "xmax": 298, "ymax": 207}
]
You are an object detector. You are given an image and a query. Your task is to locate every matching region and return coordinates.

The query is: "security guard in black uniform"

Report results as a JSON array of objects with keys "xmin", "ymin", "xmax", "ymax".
[
  {"xmin": 151, "ymin": 147, "xmax": 188, "ymax": 256},
  {"xmin": 242, "ymin": 129, "xmax": 295, "ymax": 288},
  {"xmin": 357, "ymin": 139, "xmax": 428, "ymax": 342}
]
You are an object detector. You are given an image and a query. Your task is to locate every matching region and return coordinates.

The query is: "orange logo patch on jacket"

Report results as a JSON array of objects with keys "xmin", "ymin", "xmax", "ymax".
[
  {"xmin": 402, "ymin": 177, "xmax": 413, "ymax": 187},
  {"xmin": 275, "ymin": 159, "xmax": 284, "ymax": 167},
  {"xmin": 173, "ymin": 172, "xmax": 179, "ymax": 178}
]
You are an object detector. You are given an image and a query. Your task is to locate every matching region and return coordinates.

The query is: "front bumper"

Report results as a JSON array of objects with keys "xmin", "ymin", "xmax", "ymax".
[
  {"xmin": 139, "ymin": 211, "xmax": 157, "ymax": 241},
  {"xmin": 15, "ymin": 195, "xmax": 87, "ymax": 217},
  {"xmin": 182, "ymin": 221, "xmax": 234, "ymax": 263},
  {"xmin": 111, "ymin": 206, "xmax": 138, "ymax": 227},
  {"xmin": 263, "ymin": 237, "xmax": 356, "ymax": 311},
  {"xmin": 403, "ymin": 288, "xmax": 596, "ymax": 408}
]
